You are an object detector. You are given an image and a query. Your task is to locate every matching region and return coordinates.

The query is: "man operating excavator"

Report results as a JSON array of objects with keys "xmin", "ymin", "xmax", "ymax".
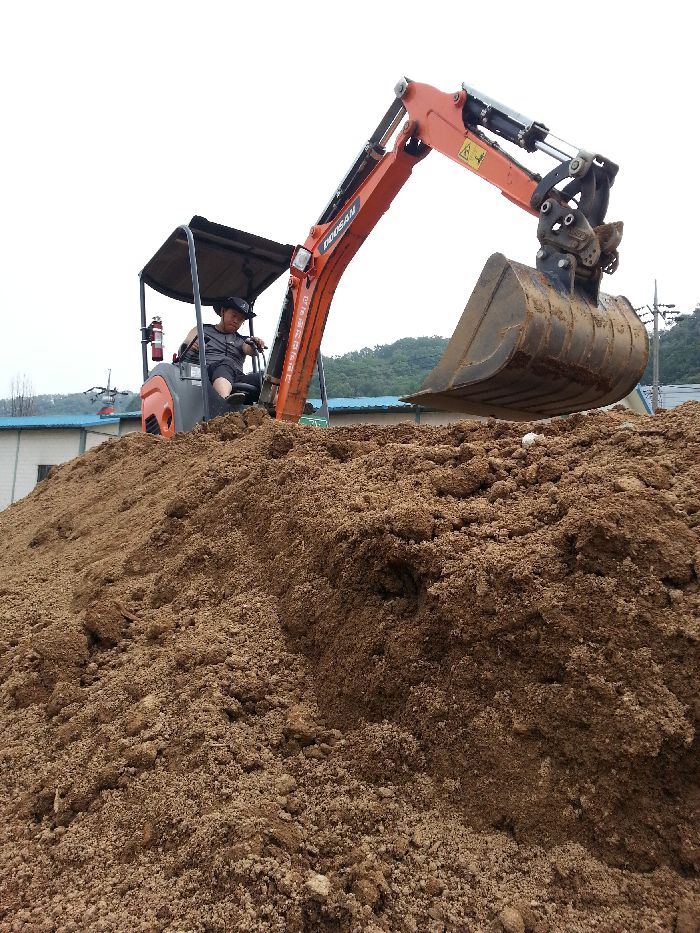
[{"xmin": 180, "ymin": 297, "xmax": 267, "ymax": 400}]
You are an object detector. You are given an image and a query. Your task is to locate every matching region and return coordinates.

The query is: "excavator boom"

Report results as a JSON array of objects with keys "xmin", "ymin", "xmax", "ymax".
[{"xmin": 260, "ymin": 80, "xmax": 647, "ymax": 423}]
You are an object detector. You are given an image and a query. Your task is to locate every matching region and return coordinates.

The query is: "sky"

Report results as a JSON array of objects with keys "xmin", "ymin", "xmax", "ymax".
[{"xmin": 1, "ymin": 1, "xmax": 696, "ymax": 396}]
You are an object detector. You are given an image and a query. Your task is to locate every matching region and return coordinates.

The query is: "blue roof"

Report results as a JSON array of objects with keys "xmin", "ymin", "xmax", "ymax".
[
  {"xmin": 0, "ymin": 411, "xmax": 141, "ymax": 430},
  {"xmin": 307, "ymin": 396, "xmax": 415, "ymax": 412}
]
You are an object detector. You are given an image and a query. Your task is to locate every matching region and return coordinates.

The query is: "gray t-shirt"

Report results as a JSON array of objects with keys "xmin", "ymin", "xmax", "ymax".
[{"xmin": 184, "ymin": 323, "xmax": 246, "ymax": 372}]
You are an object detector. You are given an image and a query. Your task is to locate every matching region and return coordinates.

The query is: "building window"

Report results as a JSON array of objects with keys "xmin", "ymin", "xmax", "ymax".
[{"xmin": 37, "ymin": 464, "xmax": 56, "ymax": 482}]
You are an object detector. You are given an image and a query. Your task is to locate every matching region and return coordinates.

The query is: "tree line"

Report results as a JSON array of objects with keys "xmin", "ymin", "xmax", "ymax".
[
  {"xmin": 308, "ymin": 336, "xmax": 450, "ymax": 398},
  {"xmin": 0, "ymin": 387, "xmax": 141, "ymax": 417},
  {"xmin": 640, "ymin": 307, "xmax": 700, "ymax": 384}
]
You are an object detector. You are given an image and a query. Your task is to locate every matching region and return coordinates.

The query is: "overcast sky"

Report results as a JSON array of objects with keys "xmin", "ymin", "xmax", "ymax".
[{"xmin": 2, "ymin": 2, "xmax": 696, "ymax": 396}]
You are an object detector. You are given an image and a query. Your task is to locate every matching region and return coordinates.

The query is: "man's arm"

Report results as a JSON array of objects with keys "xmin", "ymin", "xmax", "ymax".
[{"xmin": 182, "ymin": 326, "xmax": 199, "ymax": 350}]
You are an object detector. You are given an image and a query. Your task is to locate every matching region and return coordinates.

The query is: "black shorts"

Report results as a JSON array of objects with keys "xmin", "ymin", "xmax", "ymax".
[{"xmin": 208, "ymin": 360, "xmax": 261, "ymax": 391}]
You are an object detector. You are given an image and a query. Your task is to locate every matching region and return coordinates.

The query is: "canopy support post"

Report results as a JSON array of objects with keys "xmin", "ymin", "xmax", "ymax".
[
  {"xmin": 139, "ymin": 275, "xmax": 149, "ymax": 384},
  {"xmin": 180, "ymin": 224, "xmax": 210, "ymax": 424}
]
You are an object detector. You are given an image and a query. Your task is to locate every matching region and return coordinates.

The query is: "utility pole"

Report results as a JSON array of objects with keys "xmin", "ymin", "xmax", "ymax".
[
  {"xmin": 635, "ymin": 285, "xmax": 676, "ymax": 414},
  {"xmin": 652, "ymin": 281, "xmax": 660, "ymax": 414}
]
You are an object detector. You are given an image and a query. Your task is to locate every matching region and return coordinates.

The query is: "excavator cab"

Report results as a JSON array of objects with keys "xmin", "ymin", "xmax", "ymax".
[{"xmin": 139, "ymin": 216, "xmax": 293, "ymax": 436}]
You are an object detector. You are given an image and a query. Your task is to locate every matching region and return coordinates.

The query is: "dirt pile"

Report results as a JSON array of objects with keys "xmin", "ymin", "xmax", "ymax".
[{"xmin": 1, "ymin": 403, "xmax": 699, "ymax": 932}]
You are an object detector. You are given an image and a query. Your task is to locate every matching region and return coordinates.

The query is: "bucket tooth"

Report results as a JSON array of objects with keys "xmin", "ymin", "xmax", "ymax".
[{"xmin": 402, "ymin": 253, "xmax": 649, "ymax": 420}]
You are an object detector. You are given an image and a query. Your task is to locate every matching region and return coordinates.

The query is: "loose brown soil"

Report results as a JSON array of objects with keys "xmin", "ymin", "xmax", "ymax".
[{"xmin": 1, "ymin": 403, "xmax": 700, "ymax": 932}]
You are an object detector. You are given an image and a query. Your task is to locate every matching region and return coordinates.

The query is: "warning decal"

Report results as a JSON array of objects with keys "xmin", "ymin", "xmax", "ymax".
[{"xmin": 458, "ymin": 138, "xmax": 487, "ymax": 171}]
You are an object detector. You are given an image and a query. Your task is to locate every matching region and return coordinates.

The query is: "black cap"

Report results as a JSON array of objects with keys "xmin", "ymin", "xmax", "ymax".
[{"xmin": 213, "ymin": 296, "xmax": 256, "ymax": 319}]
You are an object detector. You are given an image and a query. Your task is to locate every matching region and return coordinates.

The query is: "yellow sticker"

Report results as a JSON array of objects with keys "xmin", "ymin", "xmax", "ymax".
[{"xmin": 458, "ymin": 138, "xmax": 487, "ymax": 170}]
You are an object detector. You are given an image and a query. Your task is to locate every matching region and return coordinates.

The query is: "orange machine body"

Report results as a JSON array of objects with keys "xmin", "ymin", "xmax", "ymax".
[{"xmin": 141, "ymin": 375, "xmax": 175, "ymax": 438}]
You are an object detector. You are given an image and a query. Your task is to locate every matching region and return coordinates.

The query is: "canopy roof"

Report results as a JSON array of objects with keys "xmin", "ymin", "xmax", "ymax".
[{"xmin": 140, "ymin": 216, "xmax": 294, "ymax": 306}]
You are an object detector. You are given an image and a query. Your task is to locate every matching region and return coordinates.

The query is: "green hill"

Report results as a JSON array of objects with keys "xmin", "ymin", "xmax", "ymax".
[
  {"xmin": 641, "ymin": 308, "xmax": 700, "ymax": 385},
  {"xmin": 309, "ymin": 336, "xmax": 449, "ymax": 398}
]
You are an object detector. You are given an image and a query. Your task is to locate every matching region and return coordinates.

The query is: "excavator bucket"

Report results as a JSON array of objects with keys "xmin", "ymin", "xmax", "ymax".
[{"xmin": 402, "ymin": 253, "xmax": 649, "ymax": 420}]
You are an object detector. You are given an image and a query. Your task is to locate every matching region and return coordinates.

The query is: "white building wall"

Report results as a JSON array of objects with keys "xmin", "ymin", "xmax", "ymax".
[
  {"xmin": 84, "ymin": 425, "xmax": 121, "ymax": 450},
  {"xmin": 328, "ymin": 411, "xmax": 420, "ymax": 427},
  {"xmin": 117, "ymin": 421, "xmax": 142, "ymax": 438},
  {"xmin": 325, "ymin": 410, "xmax": 472, "ymax": 427},
  {"xmin": 327, "ymin": 389, "xmax": 646, "ymax": 427},
  {"xmin": 0, "ymin": 425, "xmax": 120, "ymax": 510},
  {"xmin": 0, "ymin": 433, "xmax": 22, "ymax": 511}
]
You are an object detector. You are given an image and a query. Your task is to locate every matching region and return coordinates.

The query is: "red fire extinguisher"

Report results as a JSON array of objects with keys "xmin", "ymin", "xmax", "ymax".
[{"xmin": 149, "ymin": 317, "xmax": 164, "ymax": 362}]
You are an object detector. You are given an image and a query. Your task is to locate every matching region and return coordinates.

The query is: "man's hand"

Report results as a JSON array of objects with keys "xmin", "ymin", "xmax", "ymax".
[{"xmin": 245, "ymin": 336, "xmax": 267, "ymax": 351}]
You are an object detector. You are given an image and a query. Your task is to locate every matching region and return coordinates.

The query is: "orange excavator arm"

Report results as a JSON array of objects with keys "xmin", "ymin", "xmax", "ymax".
[{"xmin": 260, "ymin": 79, "xmax": 628, "ymax": 423}]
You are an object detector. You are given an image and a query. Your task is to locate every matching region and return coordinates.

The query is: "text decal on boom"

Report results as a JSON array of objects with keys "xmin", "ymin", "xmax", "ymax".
[{"xmin": 318, "ymin": 198, "xmax": 361, "ymax": 254}]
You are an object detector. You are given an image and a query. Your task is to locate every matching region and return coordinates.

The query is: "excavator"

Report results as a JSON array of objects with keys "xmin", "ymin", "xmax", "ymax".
[{"xmin": 139, "ymin": 78, "xmax": 648, "ymax": 435}]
